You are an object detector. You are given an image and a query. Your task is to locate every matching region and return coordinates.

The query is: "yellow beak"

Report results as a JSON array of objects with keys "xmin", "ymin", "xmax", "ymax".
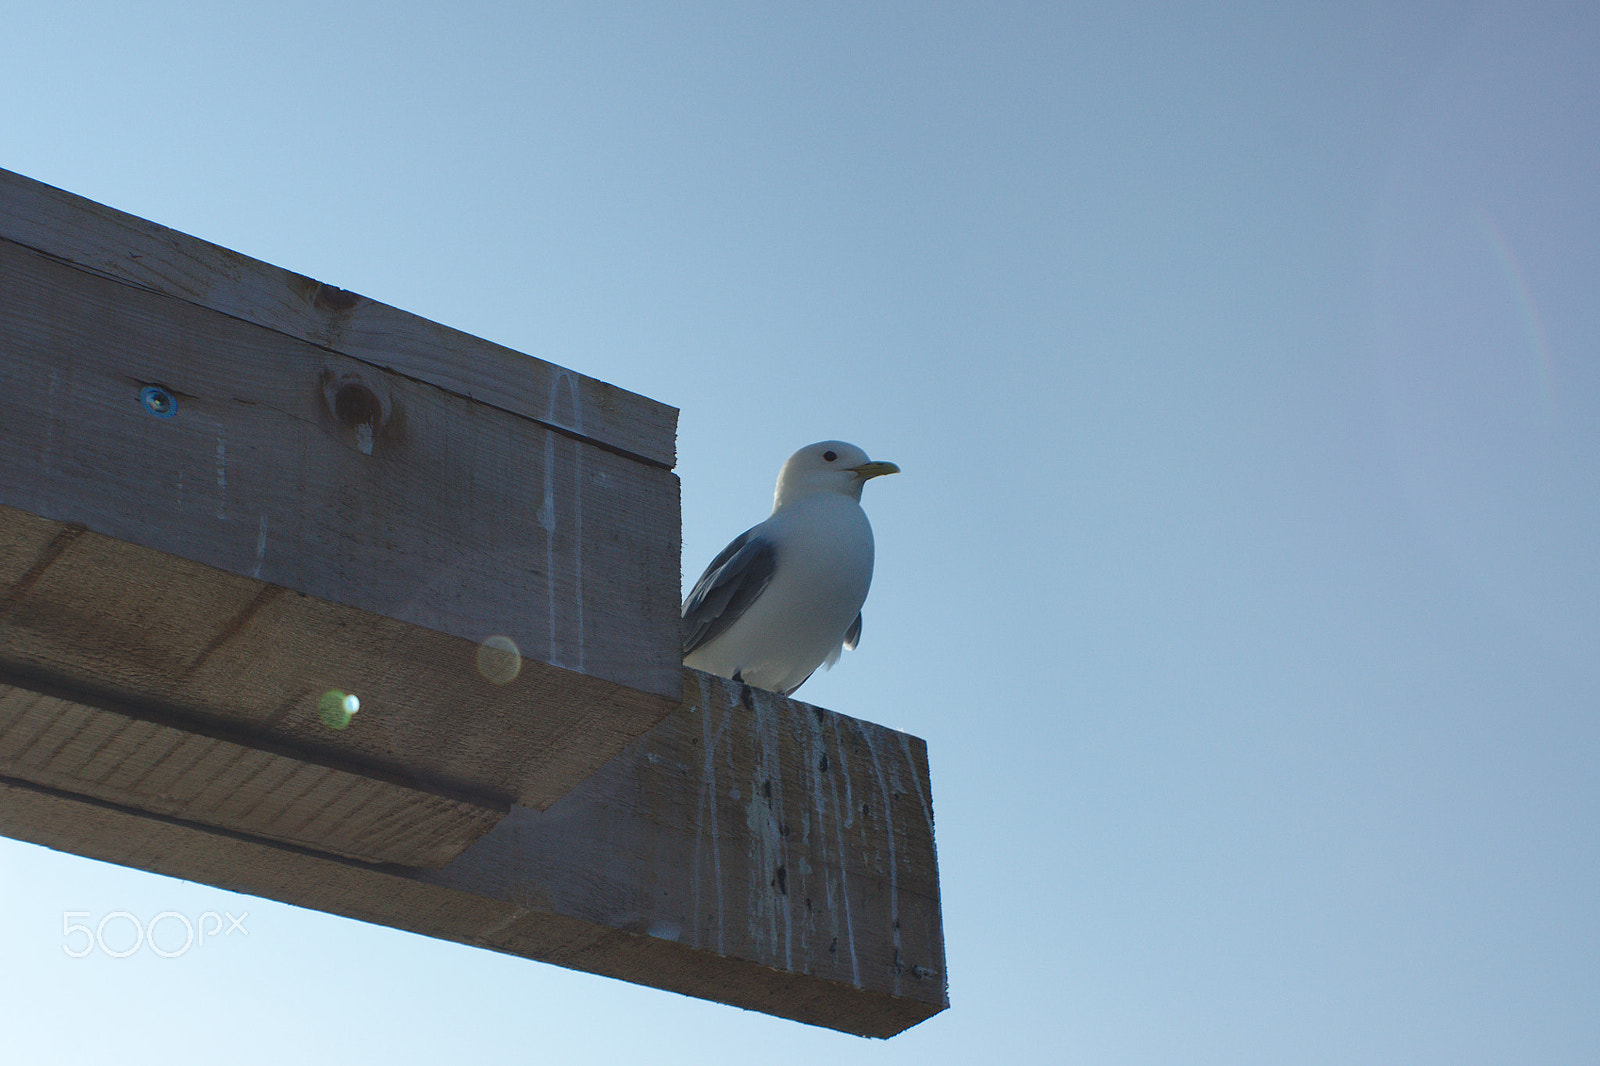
[{"xmin": 850, "ymin": 460, "xmax": 901, "ymax": 480}]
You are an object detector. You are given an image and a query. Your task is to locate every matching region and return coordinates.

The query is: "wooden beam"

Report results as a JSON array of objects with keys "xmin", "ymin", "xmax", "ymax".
[
  {"xmin": 0, "ymin": 168, "xmax": 947, "ymax": 1035},
  {"xmin": 1, "ymin": 509, "xmax": 947, "ymax": 1032},
  {"xmin": 0, "ymin": 505, "xmax": 678, "ymax": 850},
  {"xmin": 0, "ymin": 671, "xmax": 946, "ymax": 1038},
  {"xmin": 0, "ymin": 235, "xmax": 680, "ymax": 700},
  {"xmin": 0, "ymin": 682, "xmax": 506, "ymax": 868},
  {"xmin": 0, "ymin": 167, "xmax": 674, "ymax": 468}
]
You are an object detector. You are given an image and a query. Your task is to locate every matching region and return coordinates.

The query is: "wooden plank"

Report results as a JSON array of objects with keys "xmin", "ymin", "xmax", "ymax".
[
  {"xmin": 0, "ymin": 686, "xmax": 503, "ymax": 867},
  {"xmin": 0, "ymin": 506, "xmax": 675, "ymax": 816},
  {"xmin": 0, "ymin": 672, "xmax": 947, "ymax": 1038},
  {"xmin": 0, "ymin": 237, "xmax": 680, "ymax": 700},
  {"xmin": 425, "ymin": 671, "xmax": 947, "ymax": 1034},
  {"xmin": 0, "ymin": 165, "xmax": 947, "ymax": 1032},
  {"xmin": 0, "ymin": 166, "xmax": 675, "ymax": 468}
]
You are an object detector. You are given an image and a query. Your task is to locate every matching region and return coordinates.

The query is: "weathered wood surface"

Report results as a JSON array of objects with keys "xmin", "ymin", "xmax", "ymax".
[
  {"xmin": 0, "ymin": 683, "xmax": 504, "ymax": 867},
  {"xmin": 0, "ymin": 167, "xmax": 674, "ymax": 468},
  {"xmin": 0, "ymin": 506, "xmax": 674, "ymax": 826},
  {"xmin": 0, "ymin": 671, "xmax": 946, "ymax": 1037},
  {"xmin": 425, "ymin": 671, "xmax": 947, "ymax": 1035},
  {"xmin": 0, "ymin": 232, "xmax": 680, "ymax": 700},
  {"xmin": 0, "ymin": 166, "xmax": 947, "ymax": 1034}
]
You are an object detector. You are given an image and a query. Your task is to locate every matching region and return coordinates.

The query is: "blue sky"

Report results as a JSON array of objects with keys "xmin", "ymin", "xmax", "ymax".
[{"xmin": 3, "ymin": 3, "xmax": 1597, "ymax": 1062}]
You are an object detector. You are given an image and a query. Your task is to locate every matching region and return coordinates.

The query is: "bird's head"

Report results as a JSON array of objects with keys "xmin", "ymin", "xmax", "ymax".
[{"xmin": 772, "ymin": 440, "xmax": 900, "ymax": 509}]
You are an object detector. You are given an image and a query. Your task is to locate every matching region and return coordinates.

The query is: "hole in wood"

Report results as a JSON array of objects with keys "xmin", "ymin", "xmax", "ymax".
[
  {"xmin": 320, "ymin": 371, "xmax": 393, "ymax": 455},
  {"xmin": 335, "ymin": 381, "xmax": 383, "ymax": 431}
]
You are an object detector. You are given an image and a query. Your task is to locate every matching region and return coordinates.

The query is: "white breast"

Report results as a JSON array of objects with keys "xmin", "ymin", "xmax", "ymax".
[{"xmin": 687, "ymin": 494, "xmax": 875, "ymax": 695}]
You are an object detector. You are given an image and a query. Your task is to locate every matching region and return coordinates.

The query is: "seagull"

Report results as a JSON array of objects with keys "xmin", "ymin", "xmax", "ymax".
[{"xmin": 682, "ymin": 441, "xmax": 899, "ymax": 696}]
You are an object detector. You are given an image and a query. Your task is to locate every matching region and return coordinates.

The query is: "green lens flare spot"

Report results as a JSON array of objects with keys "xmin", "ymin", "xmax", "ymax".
[{"xmin": 318, "ymin": 690, "xmax": 361, "ymax": 730}]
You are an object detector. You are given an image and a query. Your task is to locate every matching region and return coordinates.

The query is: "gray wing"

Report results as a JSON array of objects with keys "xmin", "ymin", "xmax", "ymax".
[
  {"xmin": 682, "ymin": 526, "xmax": 777, "ymax": 657},
  {"xmin": 844, "ymin": 613, "xmax": 862, "ymax": 650}
]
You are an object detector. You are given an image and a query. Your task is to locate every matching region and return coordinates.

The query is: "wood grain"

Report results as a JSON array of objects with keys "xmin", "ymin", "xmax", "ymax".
[
  {"xmin": 0, "ymin": 166, "xmax": 675, "ymax": 468},
  {"xmin": 0, "ymin": 506, "xmax": 675, "ymax": 815},
  {"xmin": 0, "ymin": 684, "xmax": 503, "ymax": 867},
  {"xmin": 0, "ymin": 670, "xmax": 947, "ymax": 1037},
  {"xmin": 0, "ymin": 166, "xmax": 946, "ymax": 1034},
  {"xmin": 425, "ymin": 671, "xmax": 947, "ymax": 1034},
  {"xmin": 0, "ymin": 236, "xmax": 680, "ymax": 700}
]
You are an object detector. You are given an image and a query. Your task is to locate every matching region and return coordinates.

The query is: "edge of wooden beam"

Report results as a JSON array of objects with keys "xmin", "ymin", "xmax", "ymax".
[
  {"xmin": 0, "ymin": 671, "xmax": 948, "ymax": 1038},
  {"xmin": 0, "ymin": 166, "xmax": 675, "ymax": 468},
  {"xmin": 0, "ymin": 505, "xmax": 678, "ymax": 821}
]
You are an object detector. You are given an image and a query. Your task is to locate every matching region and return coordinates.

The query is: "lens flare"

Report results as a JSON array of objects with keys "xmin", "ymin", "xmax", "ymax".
[
  {"xmin": 1475, "ymin": 207, "xmax": 1558, "ymax": 425},
  {"xmin": 318, "ymin": 690, "xmax": 360, "ymax": 730},
  {"xmin": 476, "ymin": 636, "xmax": 522, "ymax": 684}
]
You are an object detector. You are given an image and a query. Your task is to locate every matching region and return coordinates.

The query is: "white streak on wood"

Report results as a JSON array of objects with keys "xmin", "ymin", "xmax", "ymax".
[
  {"xmin": 251, "ymin": 515, "xmax": 268, "ymax": 579},
  {"xmin": 743, "ymin": 691, "xmax": 793, "ymax": 970},
  {"xmin": 43, "ymin": 371, "xmax": 60, "ymax": 472},
  {"xmin": 214, "ymin": 432, "xmax": 227, "ymax": 519},
  {"xmin": 835, "ymin": 713, "xmax": 856, "ymax": 830},
  {"xmin": 690, "ymin": 674, "xmax": 731, "ymax": 954},
  {"xmin": 899, "ymin": 732, "xmax": 937, "ymax": 845},
  {"xmin": 538, "ymin": 432, "xmax": 560, "ymax": 666},
  {"xmin": 860, "ymin": 727, "xmax": 901, "ymax": 996},
  {"xmin": 809, "ymin": 701, "xmax": 861, "ymax": 984},
  {"xmin": 537, "ymin": 371, "xmax": 587, "ymax": 672},
  {"xmin": 478, "ymin": 905, "xmax": 530, "ymax": 939},
  {"xmin": 557, "ymin": 371, "xmax": 584, "ymax": 672}
]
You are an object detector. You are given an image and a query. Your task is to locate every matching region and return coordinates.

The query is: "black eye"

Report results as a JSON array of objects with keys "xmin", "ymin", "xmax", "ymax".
[{"xmin": 823, "ymin": 450, "xmax": 838, "ymax": 462}]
